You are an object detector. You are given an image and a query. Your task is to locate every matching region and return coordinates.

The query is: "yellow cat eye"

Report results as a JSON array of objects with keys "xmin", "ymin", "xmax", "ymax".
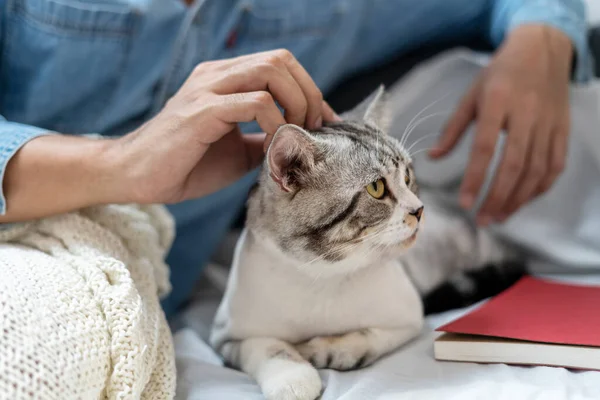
[
  {"xmin": 404, "ymin": 169, "xmax": 410, "ymax": 185},
  {"xmin": 366, "ymin": 179, "xmax": 385, "ymax": 199}
]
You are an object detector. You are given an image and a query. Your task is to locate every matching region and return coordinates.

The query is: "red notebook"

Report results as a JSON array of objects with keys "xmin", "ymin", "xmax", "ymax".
[{"xmin": 434, "ymin": 276, "xmax": 600, "ymax": 370}]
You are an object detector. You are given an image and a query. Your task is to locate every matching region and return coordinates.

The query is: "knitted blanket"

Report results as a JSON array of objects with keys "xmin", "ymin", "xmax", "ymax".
[{"xmin": 0, "ymin": 204, "xmax": 176, "ymax": 399}]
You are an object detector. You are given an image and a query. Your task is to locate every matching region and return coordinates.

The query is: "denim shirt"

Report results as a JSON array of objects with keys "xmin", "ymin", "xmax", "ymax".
[{"xmin": 0, "ymin": 0, "xmax": 593, "ymax": 214}]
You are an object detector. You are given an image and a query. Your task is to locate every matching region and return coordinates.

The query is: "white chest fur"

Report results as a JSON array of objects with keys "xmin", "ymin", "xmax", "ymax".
[{"xmin": 210, "ymin": 229, "xmax": 423, "ymax": 349}]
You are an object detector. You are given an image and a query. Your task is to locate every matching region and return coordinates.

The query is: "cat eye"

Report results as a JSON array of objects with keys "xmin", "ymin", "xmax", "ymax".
[
  {"xmin": 366, "ymin": 179, "xmax": 385, "ymax": 199},
  {"xmin": 404, "ymin": 168, "xmax": 410, "ymax": 185}
]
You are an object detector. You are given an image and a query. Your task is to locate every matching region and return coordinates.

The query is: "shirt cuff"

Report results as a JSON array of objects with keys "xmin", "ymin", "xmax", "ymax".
[
  {"xmin": 0, "ymin": 122, "xmax": 52, "ymax": 215},
  {"xmin": 491, "ymin": 0, "xmax": 593, "ymax": 83}
]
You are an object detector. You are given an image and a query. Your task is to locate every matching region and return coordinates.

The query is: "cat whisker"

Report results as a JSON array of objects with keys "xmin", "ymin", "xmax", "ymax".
[
  {"xmin": 400, "ymin": 93, "xmax": 450, "ymax": 145},
  {"xmin": 352, "ymin": 224, "xmax": 403, "ymax": 242},
  {"xmin": 401, "ymin": 111, "xmax": 450, "ymax": 147},
  {"xmin": 376, "ymin": 127, "xmax": 381, "ymax": 159},
  {"xmin": 296, "ymin": 233, "xmax": 384, "ymax": 271},
  {"xmin": 409, "ymin": 147, "xmax": 438, "ymax": 158},
  {"xmin": 348, "ymin": 241, "xmax": 381, "ymax": 275},
  {"xmin": 297, "ymin": 241, "xmax": 365, "ymax": 270},
  {"xmin": 297, "ymin": 225, "xmax": 408, "ymax": 271},
  {"xmin": 296, "ymin": 242, "xmax": 342, "ymax": 267},
  {"xmin": 406, "ymin": 132, "xmax": 439, "ymax": 154}
]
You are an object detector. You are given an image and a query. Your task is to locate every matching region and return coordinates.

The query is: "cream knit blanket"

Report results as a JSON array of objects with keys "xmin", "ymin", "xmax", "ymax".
[{"xmin": 0, "ymin": 204, "xmax": 176, "ymax": 399}]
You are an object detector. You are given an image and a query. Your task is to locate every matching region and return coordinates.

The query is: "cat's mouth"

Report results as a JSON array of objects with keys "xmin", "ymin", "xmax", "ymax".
[
  {"xmin": 349, "ymin": 223, "xmax": 419, "ymax": 248},
  {"xmin": 402, "ymin": 228, "xmax": 419, "ymax": 246}
]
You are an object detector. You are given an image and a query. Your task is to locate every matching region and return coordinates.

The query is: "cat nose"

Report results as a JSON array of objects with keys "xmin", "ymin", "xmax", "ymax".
[{"xmin": 409, "ymin": 206, "xmax": 424, "ymax": 221}]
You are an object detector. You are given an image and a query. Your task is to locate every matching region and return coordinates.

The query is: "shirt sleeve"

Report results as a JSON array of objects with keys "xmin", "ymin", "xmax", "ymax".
[
  {"xmin": 0, "ymin": 117, "xmax": 52, "ymax": 215},
  {"xmin": 489, "ymin": 0, "xmax": 593, "ymax": 83}
]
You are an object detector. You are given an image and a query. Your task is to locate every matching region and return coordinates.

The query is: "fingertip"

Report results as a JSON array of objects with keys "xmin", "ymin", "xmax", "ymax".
[
  {"xmin": 284, "ymin": 112, "xmax": 305, "ymax": 129},
  {"xmin": 496, "ymin": 212, "xmax": 510, "ymax": 223},
  {"xmin": 428, "ymin": 147, "xmax": 445, "ymax": 158},
  {"xmin": 322, "ymin": 101, "xmax": 342, "ymax": 122},
  {"xmin": 314, "ymin": 116, "xmax": 323, "ymax": 129},
  {"xmin": 476, "ymin": 214, "xmax": 493, "ymax": 226},
  {"xmin": 459, "ymin": 192, "xmax": 474, "ymax": 209},
  {"xmin": 430, "ymin": 128, "xmax": 459, "ymax": 158},
  {"xmin": 263, "ymin": 134, "xmax": 274, "ymax": 153},
  {"xmin": 535, "ymin": 181, "xmax": 552, "ymax": 198},
  {"xmin": 436, "ymin": 101, "xmax": 475, "ymax": 154}
]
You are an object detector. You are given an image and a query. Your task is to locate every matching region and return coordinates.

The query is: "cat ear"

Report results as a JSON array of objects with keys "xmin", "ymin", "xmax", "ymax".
[
  {"xmin": 267, "ymin": 124, "xmax": 317, "ymax": 192},
  {"xmin": 340, "ymin": 85, "xmax": 392, "ymax": 133}
]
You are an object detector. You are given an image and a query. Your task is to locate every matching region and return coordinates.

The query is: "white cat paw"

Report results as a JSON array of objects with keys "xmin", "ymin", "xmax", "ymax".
[
  {"xmin": 296, "ymin": 334, "xmax": 378, "ymax": 371},
  {"xmin": 261, "ymin": 361, "xmax": 322, "ymax": 400}
]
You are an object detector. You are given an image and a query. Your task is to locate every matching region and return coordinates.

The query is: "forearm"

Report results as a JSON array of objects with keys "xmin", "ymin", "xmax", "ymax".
[
  {"xmin": 1, "ymin": 134, "xmax": 126, "ymax": 223},
  {"xmin": 489, "ymin": 0, "xmax": 592, "ymax": 82},
  {"xmin": 503, "ymin": 24, "xmax": 574, "ymax": 76}
]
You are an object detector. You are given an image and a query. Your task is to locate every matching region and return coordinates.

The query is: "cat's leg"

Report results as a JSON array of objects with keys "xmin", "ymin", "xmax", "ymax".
[
  {"xmin": 295, "ymin": 327, "xmax": 419, "ymax": 371},
  {"xmin": 221, "ymin": 338, "xmax": 322, "ymax": 400}
]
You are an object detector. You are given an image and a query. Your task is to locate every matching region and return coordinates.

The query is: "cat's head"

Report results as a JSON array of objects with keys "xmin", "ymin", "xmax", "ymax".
[{"xmin": 249, "ymin": 86, "xmax": 423, "ymax": 269}]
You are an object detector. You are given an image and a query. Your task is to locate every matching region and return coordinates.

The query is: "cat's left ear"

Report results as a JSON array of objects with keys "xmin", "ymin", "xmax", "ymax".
[
  {"xmin": 267, "ymin": 124, "xmax": 317, "ymax": 193},
  {"xmin": 341, "ymin": 85, "xmax": 392, "ymax": 133}
]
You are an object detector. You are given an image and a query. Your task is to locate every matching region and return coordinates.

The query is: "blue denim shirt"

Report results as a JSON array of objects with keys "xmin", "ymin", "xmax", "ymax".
[{"xmin": 0, "ymin": 0, "xmax": 593, "ymax": 214}]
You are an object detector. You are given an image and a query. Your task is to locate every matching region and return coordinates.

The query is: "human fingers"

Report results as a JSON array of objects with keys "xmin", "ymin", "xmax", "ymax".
[
  {"xmin": 499, "ymin": 120, "xmax": 552, "ymax": 220},
  {"xmin": 476, "ymin": 100, "xmax": 536, "ymax": 223},
  {"xmin": 213, "ymin": 91, "xmax": 286, "ymax": 151},
  {"xmin": 458, "ymin": 82, "xmax": 507, "ymax": 211},
  {"xmin": 206, "ymin": 49, "xmax": 324, "ymax": 130},
  {"xmin": 430, "ymin": 82, "xmax": 478, "ymax": 158},
  {"xmin": 209, "ymin": 55, "xmax": 309, "ymax": 128},
  {"xmin": 268, "ymin": 49, "xmax": 324, "ymax": 129},
  {"xmin": 321, "ymin": 100, "xmax": 342, "ymax": 123},
  {"xmin": 536, "ymin": 114, "xmax": 569, "ymax": 196}
]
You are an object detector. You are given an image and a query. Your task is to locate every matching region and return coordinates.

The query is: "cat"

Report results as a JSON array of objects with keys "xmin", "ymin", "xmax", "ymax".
[{"xmin": 209, "ymin": 86, "xmax": 522, "ymax": 400}]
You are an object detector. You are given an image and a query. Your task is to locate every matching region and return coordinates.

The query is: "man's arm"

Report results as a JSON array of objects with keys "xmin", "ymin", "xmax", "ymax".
[
  {"xmin": 0, "ymin": 49, "xmax": 337, "ymax": 224},
  {"xmin": 0, "ymin": 132, "xmax": 124, "ymax": 223},
  {"xmin": 489, "ymin": 0, "xmax": 592, "ymax": 82},
  {"xmin": 432, "ymin": 0, "xmax": 591, "ymax": 223},
  {"xmin": 0, "ymin": 0, "xmax": 126, "ymax": 223}
]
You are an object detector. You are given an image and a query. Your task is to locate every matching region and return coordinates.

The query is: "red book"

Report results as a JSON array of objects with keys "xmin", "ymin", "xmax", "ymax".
[{"xmin": 434, "ymin": 276, "xmax": 600, "ymax": 370}]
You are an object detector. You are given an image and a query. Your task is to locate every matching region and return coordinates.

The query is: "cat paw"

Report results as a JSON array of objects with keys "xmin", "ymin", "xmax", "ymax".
[
  {"xmin": 296, "ymin": 334, "xmax": 378, "ymax": 371},
  {"xmin": 261, "ymin": 361, "xmax": 322, "ymax": 400}
]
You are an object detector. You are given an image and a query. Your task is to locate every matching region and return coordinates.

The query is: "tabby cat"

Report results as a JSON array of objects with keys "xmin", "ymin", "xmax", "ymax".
[{"xmin": 210, "ymin": 87, "xmax": 522, "ymax": 400}]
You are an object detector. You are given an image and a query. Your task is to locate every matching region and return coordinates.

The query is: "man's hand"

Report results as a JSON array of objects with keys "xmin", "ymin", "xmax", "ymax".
[
  {"xmin": 112, "ymin": 49, "xmax": 340, "ymax": 204},
  {"xmin": 1, "ymin": 49, "xmax": 340, "ymax": 223},
  {"xmin": 430, "ymin": 25, "xmax": 573, "ymax": 225}
]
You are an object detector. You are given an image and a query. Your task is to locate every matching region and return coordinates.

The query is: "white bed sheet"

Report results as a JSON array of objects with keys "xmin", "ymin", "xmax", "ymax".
[{"xmin": 173, "ymin": 274, "xmax": 600, "ymax": 400}]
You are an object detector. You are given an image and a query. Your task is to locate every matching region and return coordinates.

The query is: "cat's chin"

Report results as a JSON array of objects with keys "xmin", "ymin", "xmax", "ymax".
[{"xmin": 400, "ymin": 228, "xmax": 419, "ymax": 248}]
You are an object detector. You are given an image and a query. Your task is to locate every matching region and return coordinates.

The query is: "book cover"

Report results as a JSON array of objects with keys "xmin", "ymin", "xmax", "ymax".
[{"xmin": 436, "ymin": 276, "xmax": 600, "ymax": 347}]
